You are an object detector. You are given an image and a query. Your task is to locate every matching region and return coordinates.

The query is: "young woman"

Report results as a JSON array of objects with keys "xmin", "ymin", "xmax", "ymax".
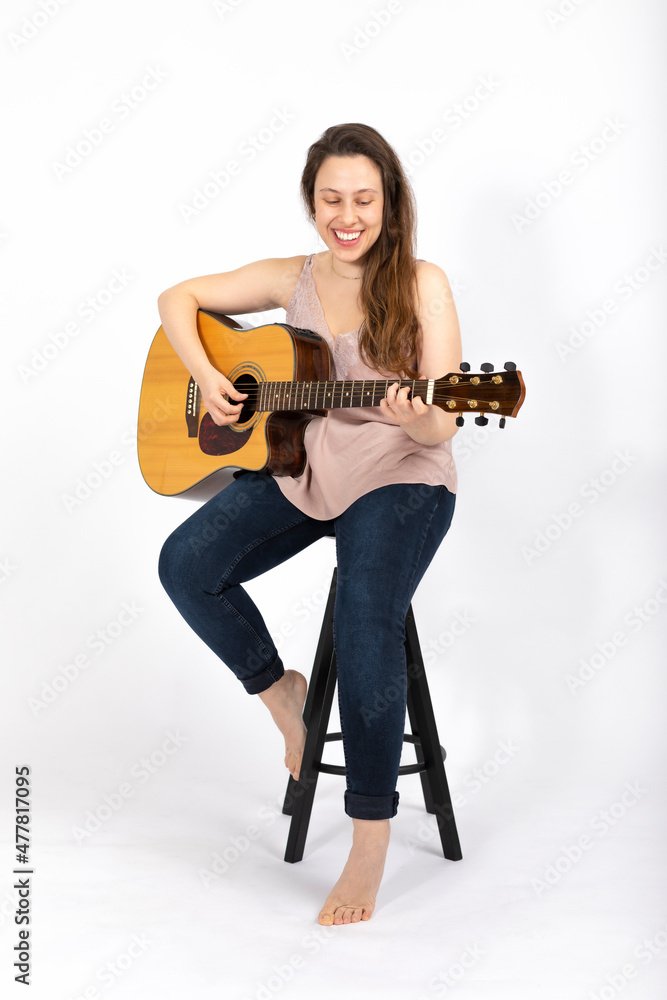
[{"xmin": 157, "ymin": 123, "xmax": 462, "ymax": 925}]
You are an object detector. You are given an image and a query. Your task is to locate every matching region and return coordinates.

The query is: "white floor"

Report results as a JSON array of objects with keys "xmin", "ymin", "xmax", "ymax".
[{"xmin": 3, "ymin": 751, "xmax": 665, "ymax": 1000}]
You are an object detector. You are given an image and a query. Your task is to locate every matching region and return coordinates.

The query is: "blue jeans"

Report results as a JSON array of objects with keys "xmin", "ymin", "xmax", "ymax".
[{"xmin": 158, "ymin": 472, "xmax": 455, "ymax": 820}]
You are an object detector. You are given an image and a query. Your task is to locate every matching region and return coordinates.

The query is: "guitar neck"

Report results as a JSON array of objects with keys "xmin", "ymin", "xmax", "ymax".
[{"xmin": 246, "ymin": 372, "xmax": 523, "ymax": 418}]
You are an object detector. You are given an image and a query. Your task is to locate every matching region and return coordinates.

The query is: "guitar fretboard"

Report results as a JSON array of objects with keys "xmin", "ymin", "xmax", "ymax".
[{"xmin": 255, "ymin": 379, "xmax": 431, "ymax": 411}]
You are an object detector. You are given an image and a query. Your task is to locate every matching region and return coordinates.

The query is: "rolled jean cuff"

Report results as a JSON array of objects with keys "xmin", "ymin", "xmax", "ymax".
[
  {"xmin": 241, "ymin": 655, "xmax": 285, "ymax": 695},
  {"xmin": 344, "ymin": 790, "xmax": 399, "ymax": 820}
]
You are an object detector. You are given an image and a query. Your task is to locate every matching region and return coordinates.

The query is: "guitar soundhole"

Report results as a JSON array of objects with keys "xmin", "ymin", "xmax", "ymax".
[
  {"xmin": 233, "ymin": 374, "xmax": 258, "ymax": 425},
  {"xmin": 198, "ymin": 374, "xmax": 258, "ymax": 457}
]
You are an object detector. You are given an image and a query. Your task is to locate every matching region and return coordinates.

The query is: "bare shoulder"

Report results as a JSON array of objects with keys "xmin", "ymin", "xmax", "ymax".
[
  {"xmin": 270, "ymin": 254, "xmax": 309, "ymax": 307},
  {"xmin": 235, "ymin": 254, "xmax": 308, "ymax": 309},
  {"xmin": 414, "ymin": 260, "xmax": 455, "ymax": 308}
]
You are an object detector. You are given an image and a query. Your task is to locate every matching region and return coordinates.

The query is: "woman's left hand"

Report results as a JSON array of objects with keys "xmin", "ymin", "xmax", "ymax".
[{"xmin": 380, "ymin": 375, "xmax": 431, "ymax": 430}]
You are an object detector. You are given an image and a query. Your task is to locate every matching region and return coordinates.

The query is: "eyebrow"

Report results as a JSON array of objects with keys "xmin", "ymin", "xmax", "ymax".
[{"xmin": 317, "ymin": 187, "xmax": 379, "ymax": 195}]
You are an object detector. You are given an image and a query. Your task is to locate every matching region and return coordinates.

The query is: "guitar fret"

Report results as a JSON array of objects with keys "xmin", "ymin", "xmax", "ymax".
[{"xmin": 260, "ymin": 377, "xmax": 434, "ymax": 410}]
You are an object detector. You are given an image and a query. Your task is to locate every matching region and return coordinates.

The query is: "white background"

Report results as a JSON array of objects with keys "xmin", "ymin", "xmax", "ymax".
[{"xmin": 1, "ymin": 1, "xmax": 666, "ymax": 998}]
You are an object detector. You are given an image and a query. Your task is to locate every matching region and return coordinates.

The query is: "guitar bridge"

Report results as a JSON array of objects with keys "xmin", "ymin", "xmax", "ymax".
[{"xmin": 186, "ymin": 377, "xmax": 200, "ymax": 437}]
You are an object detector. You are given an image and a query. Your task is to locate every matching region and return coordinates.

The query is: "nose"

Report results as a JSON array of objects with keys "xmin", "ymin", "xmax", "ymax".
[{"xmin": 336, "ymin": 200, "xmax": 358, "ymax": 227}]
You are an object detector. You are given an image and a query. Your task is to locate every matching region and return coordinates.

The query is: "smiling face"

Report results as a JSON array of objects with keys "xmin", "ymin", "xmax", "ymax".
[{"xmin": 312, "ymin": 155, "xmax": 384, "ymax": 273}]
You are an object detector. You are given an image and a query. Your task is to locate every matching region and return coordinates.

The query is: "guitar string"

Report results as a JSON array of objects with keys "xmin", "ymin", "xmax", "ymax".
[{"xmin": 240, "ymin": 379, "xmax": 506, "ymax": 409}]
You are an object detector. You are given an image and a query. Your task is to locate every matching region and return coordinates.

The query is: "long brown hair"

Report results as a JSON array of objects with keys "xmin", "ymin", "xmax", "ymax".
[{"xmin": 301, "ymin": 123, "xmax": 420, "ymax": 380}]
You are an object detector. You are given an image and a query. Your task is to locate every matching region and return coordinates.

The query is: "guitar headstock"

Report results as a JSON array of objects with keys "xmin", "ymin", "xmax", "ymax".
[{"xmin": 436, "ymin": 362, "xmax": 525, "ymax": 427}]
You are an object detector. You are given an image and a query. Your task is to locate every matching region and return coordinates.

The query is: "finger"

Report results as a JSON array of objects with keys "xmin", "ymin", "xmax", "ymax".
[
  {"xmin": 379, "ymin": 397, "xmax": 398, "ymax": 422},
  {"xmin": 224, "ymin": 383, "xmax": 248, "ymax": 401},
  {"xmin": 220, "ymin": 392, "xmax": 244, "ymax": 413},
  {"xmin": 213, "ymin": 410, "xmax": 234, "ymax": 426}
]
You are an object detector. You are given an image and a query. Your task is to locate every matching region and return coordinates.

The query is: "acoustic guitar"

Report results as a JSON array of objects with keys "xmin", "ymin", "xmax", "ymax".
[{"xmin": 137, "ymin": 311, "xmax": 525, "ymax": 496}]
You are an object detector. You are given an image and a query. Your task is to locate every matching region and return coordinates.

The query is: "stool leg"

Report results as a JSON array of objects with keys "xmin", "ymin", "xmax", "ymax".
[
  {"xmin": 283, "ymin": 570, "xmax": 338, "ymax": 863},
  {"xmin": 405, "ymin": 605, "xmax": 462, "ymax": 862},
  {"xmin": 282, "ymin": 568, "xmax": 337, "ymax": 817}
]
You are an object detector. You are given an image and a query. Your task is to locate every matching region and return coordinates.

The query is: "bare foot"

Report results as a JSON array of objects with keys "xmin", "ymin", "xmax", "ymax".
[
  {"xmin": 318, "ymin": 818, "xmax": 391, "ymax": 925},
  {"xmin": 257, "ymin": 669, "xmax": 307, "ymax": 780}
]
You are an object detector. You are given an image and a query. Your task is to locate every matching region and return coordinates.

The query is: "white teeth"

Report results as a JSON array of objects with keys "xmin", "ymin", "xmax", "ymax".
[{"xmin": 334, "ymin": 230, "xmax": 361, "ymax": 241}]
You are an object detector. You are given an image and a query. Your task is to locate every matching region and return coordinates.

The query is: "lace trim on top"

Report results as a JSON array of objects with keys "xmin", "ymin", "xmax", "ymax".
[{"xmin": 286, "ymin": 255, "xmax": 361, "ymax": 380}]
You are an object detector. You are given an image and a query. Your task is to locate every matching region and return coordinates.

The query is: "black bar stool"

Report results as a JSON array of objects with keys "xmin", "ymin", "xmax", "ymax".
[{"xmin": 282, "ymin": 561, "xmax": 462, "ymax": 864}]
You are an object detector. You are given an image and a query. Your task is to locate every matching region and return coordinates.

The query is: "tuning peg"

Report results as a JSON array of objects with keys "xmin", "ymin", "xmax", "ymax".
[
  {"xmin": 459, "ymin": 362, "xmax": 470, "ymax": 372},
  {"xmin": 503, "ymin": 361, "xmax": 516, "ymax": 371},
  {"xmin": 480, "ymin": 363, "xmax": 494, "ymax": 373},
  {"xmin": 499, "ymin": 417, "xmax": 506, "ymax": 429},
  {"xmin": 475, "ymin": 415, "xmax": 488, "ymax": 426},
  {"xmin": 456, "ymin": 415, "xmax": 465, "ymax": 426}
]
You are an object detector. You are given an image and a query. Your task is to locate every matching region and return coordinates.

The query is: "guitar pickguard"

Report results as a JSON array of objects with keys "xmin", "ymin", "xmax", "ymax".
[{"xmin": 198, "ymin": 413, "xmax": 254, "ymax": 456}]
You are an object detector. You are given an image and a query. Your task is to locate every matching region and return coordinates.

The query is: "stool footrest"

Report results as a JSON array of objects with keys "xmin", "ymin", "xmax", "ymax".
[{"xmin": 317, "ymin": 732, "xmax": 446, "ymax": 777}]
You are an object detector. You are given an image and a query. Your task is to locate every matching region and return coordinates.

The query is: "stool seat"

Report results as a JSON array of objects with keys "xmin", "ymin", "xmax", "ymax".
[{"xmin": 282, "ymin": 565, "xmax": 462, "ymax": 863}]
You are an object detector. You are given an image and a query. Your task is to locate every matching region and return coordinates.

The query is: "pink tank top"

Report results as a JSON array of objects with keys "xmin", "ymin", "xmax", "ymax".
[{"xmin": 272, "ymin": 254, "xmax": 457, "ymax": 520}]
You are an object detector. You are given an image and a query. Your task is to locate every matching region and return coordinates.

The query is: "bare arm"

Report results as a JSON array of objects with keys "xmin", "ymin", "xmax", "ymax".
[
  {"xmin": 380, "ymin": 261, "xmax": 463, "ymax": 445},
  {"xmin": 157, "ymin": 256, "xmax": 306, "ymax": 425}
]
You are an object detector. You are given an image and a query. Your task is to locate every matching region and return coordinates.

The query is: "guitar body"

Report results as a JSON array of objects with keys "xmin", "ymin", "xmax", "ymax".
[{"xmin": 137, "ymin": 311, "xmax": 332, "ymax": 495}]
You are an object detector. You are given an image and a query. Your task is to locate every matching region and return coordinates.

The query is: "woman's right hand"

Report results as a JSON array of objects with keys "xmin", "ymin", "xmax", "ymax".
[{"xmin": 198, "ymin": 369, "xmax": 248, "ymax": 426}]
